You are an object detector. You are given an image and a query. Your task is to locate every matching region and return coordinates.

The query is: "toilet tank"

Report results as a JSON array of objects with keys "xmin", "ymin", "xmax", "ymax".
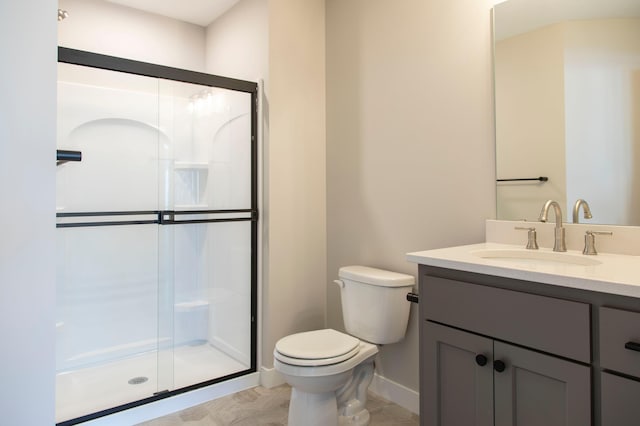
[{"xmin": 337, "ymin": 266, "xmax": 414, "ymax": 345}]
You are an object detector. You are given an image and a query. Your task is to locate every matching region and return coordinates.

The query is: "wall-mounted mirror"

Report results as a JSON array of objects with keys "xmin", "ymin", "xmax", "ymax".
[{"xmin": 494, "ymin": 0, "xmax": 640, "ymax": 225}]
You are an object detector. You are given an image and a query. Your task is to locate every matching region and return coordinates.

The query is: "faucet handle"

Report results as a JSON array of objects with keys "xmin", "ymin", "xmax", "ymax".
[
  {"xmin": 583, "ymin": 230, "xmax": 613, "ymax": 255},
  {"xmin": 515, "ymin": 227, "xmax": 539, "ymax": 250}
]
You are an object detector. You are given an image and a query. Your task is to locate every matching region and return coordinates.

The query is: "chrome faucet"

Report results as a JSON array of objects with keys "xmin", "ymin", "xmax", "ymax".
[
  {"xmin": 572, "ymin": 199, "xmax": 593, "ymax": 223},
  {"xmin": 538, "ymin": 200, "xmax": 567, "ymax": 252}
]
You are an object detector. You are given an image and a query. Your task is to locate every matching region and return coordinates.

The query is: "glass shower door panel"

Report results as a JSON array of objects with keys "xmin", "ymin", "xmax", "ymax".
[
  {"xmin": 171, "ymin": 221, "xmax": 253, "ymax": 389},
  {"xmin": 57, "ymin": 63, "xmax": 160, "ymax": 213},
  {"xmin": 158, "ymin": 80, "xmax": 253, "ymax": 210},
  {"xmin": 55, "ymin": 225, "xmax": 159, "ymax": 423}
]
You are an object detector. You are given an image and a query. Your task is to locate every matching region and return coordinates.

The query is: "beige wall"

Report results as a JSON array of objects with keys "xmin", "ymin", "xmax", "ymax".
[
  {"xmin": 262, "ymin": 0, "xmax": 327, "ymax": 368},
  {"xmin": 326, "ymin": 0, "xmax": 496, "ymax": 392},
  {"xmin": 58, "ymin": 0, "xmax": 206, "ymax": 71},
  {"xmin": 205, "ymin": 0, "xmax": 268, "ymax": 84}
]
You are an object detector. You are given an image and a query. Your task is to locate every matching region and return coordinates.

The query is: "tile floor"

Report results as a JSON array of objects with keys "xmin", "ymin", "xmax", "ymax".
[{"xmin": 138, "ymin": 385, "xmax": 419, "ymax": 426}]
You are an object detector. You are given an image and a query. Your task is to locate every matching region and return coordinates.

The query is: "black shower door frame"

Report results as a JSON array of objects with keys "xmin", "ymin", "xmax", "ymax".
[{"xmin": 56, "ymin": 47, "xmax": 259, "ymax": 426}]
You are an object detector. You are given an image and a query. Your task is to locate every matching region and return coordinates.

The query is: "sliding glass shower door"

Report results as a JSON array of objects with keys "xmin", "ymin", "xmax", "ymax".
[{"xmin": 55, "ymin": 49, "xmax": 257, "ymax": 425}]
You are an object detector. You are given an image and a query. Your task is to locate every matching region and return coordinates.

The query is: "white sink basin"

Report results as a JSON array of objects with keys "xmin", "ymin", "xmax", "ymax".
[{"xmin": 471, "ymin": 249, "xmax": 602, "ymax": 266}]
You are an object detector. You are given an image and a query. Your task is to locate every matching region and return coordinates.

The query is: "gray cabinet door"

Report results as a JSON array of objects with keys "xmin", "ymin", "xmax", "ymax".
[
  {"xmin": 601, "ymin": 372, "xmax": 640, "ymax": 426},
  {"xmin": 421, "ymin": 321, "xmax": 493, "ymax": 426},
  {"xmin": 494, "ymin": 341, "xmax": 591, "ymax": 426}
]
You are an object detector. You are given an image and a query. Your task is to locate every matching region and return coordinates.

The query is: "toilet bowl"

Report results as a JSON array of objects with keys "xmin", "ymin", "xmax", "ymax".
[
  {"xmin": 273, "ymin": 266, "xmax": 414, "ymax": 426},
  {"xmin": 274, "ymin": 329, "xmax": 378, "ymax": 425}
]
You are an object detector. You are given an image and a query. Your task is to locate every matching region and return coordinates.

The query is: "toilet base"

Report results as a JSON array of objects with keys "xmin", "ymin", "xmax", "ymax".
[
  {"xmin": 285, "ymin": 356, "xmax": 376, "ymax": 426},
  {"xmin": 287, "ymin": 383, "xmax": 373, "ymax": 426},
  {"xmin": 289, "ymin": 387, "xmax": 339, "ymax": 426},
  {"xmin": 337, "ymin": 357, "xmax": 375, "ymax": 425}
]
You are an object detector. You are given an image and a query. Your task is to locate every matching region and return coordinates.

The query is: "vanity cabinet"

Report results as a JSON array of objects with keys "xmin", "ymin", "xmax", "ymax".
[
  {"xmin": 410, "ymin": 241, "xmax": 640, "ymax": 426},
  {"xmin": 420, "ymin": 272, "xmax": 592, "ymax": 426},
  {"xmin": 423, "ymin": 322, "xmax": 590, "ymax": 426}
]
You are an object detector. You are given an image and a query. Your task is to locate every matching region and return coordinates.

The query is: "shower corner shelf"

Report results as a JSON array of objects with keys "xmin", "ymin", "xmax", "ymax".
[
  {"xmin": 173, "ymin": 162, "xmax": 209, "ymax": 207},
  {"xmin": 174, "ymin": 204, "xmax": 209, "ymax": 210},
  {"xmin": 175, "ymin": 300, "xmax": 210, "ymax": 312},
  {"xmin": 174, "ymin": 161, "xmax": 209, "ymax": 170}
]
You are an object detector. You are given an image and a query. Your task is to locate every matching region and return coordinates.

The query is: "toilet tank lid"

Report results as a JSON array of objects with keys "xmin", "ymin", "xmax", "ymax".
[{"xmin": 339, "ymin": 266, "xmax": 414, "ymax": 287}]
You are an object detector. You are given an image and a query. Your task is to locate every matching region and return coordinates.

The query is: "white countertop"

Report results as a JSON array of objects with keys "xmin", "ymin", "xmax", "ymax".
[{"xmin": 407, "ymin": 242, "xmax": 640, "ymax": 299}]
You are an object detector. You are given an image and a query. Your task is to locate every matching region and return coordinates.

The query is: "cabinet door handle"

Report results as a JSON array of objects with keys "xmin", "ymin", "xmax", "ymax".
[
  {"xmin": 475, "ymin": 354, "xmax": 488, "ymax": 366},
  {"xmin": 493, "ymin": 360, "xmax": 506, "ymax": 373},
  {"xmin": 625, "ymin": 341, "xmax": 640, "ymax": 352}
]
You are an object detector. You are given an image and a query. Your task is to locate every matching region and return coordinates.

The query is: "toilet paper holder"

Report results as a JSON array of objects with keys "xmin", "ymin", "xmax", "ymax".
[{"xmin": 406, "ymin": 292, "xmax": 419, "ymax": 303}]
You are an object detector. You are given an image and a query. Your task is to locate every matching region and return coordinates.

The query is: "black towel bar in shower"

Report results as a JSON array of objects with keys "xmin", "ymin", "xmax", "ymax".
[
  {"xmin": 57, "ymin": 149, "xmax": 82, "ymax": 166},
  {"xmin": 496, "ymin": 176, "xmax": 548, "ymax": 182}
]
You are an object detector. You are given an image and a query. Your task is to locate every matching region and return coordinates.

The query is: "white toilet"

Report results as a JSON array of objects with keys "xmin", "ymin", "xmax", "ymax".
[{"xmin": 273, "ymin": 265, "xmax": 414, "ymax": 426}]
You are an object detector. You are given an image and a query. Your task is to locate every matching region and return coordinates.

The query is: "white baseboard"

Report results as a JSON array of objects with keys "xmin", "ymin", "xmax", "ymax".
[
  {"xmin": 83, "ymin": 372, "xmax": 260, "ymax": 425},
  {"xmin": 369, "ymin": 373, "xmax": 419, "ymax": 415},
  {"xmin": 259, "ymin": 366, "xmax": 285, "ymax": 388}
]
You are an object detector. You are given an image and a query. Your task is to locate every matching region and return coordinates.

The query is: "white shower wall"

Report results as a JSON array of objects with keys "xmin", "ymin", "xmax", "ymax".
[{"xmin": 56, "ymin": 63, "xmax": 253, "ymax": 373}]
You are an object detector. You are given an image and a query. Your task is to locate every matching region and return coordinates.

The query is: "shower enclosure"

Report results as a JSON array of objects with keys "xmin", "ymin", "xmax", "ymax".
[{"xmin": 55, "ymin": 48, "xmax": 258, "ymax": 424}]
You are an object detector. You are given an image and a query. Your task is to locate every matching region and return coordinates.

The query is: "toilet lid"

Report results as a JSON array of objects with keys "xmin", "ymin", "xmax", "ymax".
[{"xmin": 275, "ymin": 329, "xmax": 360, "ymax": 366}]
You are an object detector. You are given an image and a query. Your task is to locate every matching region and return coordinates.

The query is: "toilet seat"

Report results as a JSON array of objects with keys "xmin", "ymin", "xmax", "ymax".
[{"xmin": 274, "ymin": 329, "xmax": 360, "ymax": 367}]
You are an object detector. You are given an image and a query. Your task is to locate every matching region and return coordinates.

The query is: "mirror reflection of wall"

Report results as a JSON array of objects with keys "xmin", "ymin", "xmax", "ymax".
[{"xmin": 494, "ymin": 0, "xmax": 640, "ymax": 225}]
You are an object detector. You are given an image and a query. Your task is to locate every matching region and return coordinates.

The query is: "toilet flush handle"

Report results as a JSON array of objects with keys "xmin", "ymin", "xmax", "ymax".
[{"xmin": 333, "ymin": 279, "xmax": 345, "ymax": 288}]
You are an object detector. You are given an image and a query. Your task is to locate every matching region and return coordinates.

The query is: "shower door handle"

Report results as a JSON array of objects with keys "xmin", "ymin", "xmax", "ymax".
[
  {"xmin": 159, "ymin": 209, "xmax": 255, "ymax": 225},
  {"xmin": 57, "ymin": 149, "xmax": 82, "ymax": 166}
]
